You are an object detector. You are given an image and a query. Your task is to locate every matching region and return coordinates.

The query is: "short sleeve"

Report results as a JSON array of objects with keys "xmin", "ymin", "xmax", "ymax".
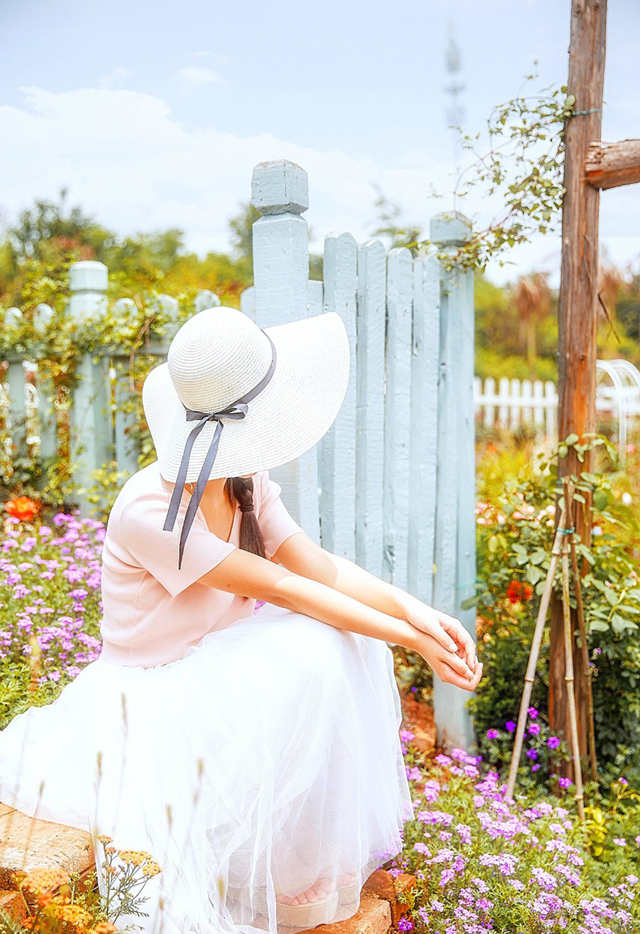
[
  {"xmin": 117, "ymin": 490, "xmax": 236, "ymax": 597},
  {"xmin": 256, "ymin": 471, "xmax": 304, "ymax": 560}
]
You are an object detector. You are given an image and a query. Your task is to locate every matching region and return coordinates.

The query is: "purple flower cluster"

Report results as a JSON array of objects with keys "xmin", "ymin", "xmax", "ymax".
[
  {"xmin": 0, "ymin": 513, "xmax": 105, "ymax": 704},
  {"xmin": 395, "ymin": 745, "xmax": 640, "ymax": 932}
]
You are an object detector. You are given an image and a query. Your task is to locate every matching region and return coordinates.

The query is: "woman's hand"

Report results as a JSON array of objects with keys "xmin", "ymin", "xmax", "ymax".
[
  {"xmin": 404, "ymin": 598, "xmax": 478, "ymax": 673},
  {"xmin": 413, "ymin": 628, "xmax": 483, "ymax": 692}
]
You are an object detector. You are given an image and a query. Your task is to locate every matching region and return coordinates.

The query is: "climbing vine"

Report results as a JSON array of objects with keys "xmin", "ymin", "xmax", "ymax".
[{"xmin": 425, "ymin": 75, "xmax": 575, "ymax": 271}]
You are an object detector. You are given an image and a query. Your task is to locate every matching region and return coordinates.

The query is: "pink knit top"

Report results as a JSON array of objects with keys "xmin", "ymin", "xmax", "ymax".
[{"xmin": 98, "ymin": 462, "xmax": 304, "ymax": 668}]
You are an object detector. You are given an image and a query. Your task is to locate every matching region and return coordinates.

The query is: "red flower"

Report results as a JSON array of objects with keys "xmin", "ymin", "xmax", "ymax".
[
  {"xmin": 5, "ymin": 496, "xmax": 41, "ymax": 522},
  {"xmin": 506, "ymin": 580, "xmax": 533, "ymax": 604}
]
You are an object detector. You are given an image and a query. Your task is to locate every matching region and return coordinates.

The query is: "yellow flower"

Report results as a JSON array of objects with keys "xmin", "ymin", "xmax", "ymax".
[
  {"xmin": 20, "ymin": 867, "xmax": 71, "ymax": 894},
  {"xmin": 97, "ymin": 834, "xmax": 113, "ymax": 844},
  {"xmin": 90, "ymin": 924, "xmax": 121, "ymax": 933},
  {"xmin": 48, "ymin": 902, "xmax": 93, "ymax": 930},
  {"xmin": 142, "ymin": 860, "xmax": 162, "ymax": 878},
  {"xmin": 117, "ymin": 849, "xmax": 146, "ymax": 866}
]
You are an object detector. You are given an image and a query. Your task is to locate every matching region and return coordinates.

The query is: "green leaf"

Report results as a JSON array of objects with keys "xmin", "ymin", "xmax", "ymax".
[{"xmin": 593, "ymin": 489, "xmax": 609, "ymax": 511}]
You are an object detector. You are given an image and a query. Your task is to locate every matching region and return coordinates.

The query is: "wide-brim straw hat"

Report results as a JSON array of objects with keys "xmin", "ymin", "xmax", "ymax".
[{"xmin": 142, "ymin": 305, "xmax": 350, "ymax": 484}]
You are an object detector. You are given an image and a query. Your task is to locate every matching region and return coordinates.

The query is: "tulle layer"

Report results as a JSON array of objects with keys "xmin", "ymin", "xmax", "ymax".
[{"xmin": 0, "ymin": 603, "xmax": 413, "ymax": 934}]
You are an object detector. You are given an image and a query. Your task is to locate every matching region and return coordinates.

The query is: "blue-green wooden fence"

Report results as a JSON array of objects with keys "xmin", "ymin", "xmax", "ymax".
[{"xmin": 1, "ymin": 159, "xmax": 476, "ymax": 750}]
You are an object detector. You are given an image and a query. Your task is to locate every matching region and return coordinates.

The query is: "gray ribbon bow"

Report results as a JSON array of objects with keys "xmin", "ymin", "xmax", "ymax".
[{"xmin": 163, "ymin": 331, "xmax": 277, "ymax": 569}]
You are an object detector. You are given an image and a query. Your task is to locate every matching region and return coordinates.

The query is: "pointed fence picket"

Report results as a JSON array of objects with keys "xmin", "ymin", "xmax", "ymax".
[{"xmin": 0, "ymin": 159, "xmax": 478, "ymax": 749}]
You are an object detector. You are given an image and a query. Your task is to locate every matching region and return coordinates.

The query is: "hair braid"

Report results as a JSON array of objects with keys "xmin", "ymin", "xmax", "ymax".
[{"xmin": 225, "ymin": 477, "xmax": 266, "ymax": 558}]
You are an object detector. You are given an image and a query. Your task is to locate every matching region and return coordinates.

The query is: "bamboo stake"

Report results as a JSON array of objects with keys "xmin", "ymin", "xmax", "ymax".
[
  {"xmin": 564, "ymin": 479, "xmax": 598, "ymax": 784},
  {"xmin": 561, "ymin": 531, "xmax": 586, "ymax": 820},
  {"xmin": 506, "ymin": 508, "xmax": 566, "ymax": 801}
]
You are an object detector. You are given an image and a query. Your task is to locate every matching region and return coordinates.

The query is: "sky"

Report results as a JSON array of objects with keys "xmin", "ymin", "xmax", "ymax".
[{"xmin": 1, "ymin": 0, "xmax": 639, "ymax": 285}]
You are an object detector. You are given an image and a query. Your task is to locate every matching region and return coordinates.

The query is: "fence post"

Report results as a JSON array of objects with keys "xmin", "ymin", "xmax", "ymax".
[
  {"xmin": 320, "ymin": 233, "xmax": 358, "ymax": 559},
  {"xmin": 68, "ymin": 261, "xmax": 112, "ymax": 514},
  {"xmin": 431, "ymin": 213, "xmax": 477, "ymax": 752},
  {"xmin": 251, "ymin": 160, "xmax": 320, "ymax": 541}
]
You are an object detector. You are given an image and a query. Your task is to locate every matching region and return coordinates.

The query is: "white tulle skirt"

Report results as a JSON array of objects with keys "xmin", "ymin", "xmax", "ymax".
[{"xmin": 0, "ymin": 602, "xmax": 413, "ymax": 934}]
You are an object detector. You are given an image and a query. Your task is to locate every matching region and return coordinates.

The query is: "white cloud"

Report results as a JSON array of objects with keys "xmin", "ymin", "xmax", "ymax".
[
  {"xmin": 177, "ymin": 67, "xmax": 224, "ymax": 85},
  {"xmin": 0, "ymin": 85, "xmax": 636, "ymax": 281},
  {"xmin": 98, "ymin": 68, "xmax": 133, "ymax": 90}
]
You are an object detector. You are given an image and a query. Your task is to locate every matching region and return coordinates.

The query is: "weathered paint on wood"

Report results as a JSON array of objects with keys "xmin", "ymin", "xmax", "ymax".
[
  {"xmin": 356, "ymin": 239, "xmax": 386, "ymax": 577},
  {"xmin": 71, "ymin": 355, "xmax": 113, "ymax": 513},
  {"xmin": 251, "ymin": 160, "xmax": 320, "ymax": 542},
  {"xmin": 320, "ymin": 232, "xmax": 358, "ymax": 559},
  {"xmin": 384, "ymin": 248, "xmax": 412, "ymax": 589},
  {"xmin": 67, "ymin": 262, "xmax": 108, "ymax": 320},
  {"xmin": 408, "ymin": 254, "xmax": 440, "ymax": 607},
  {"xmin": 6, "ymin": 362, "xmax": 26, "ymax": 457},
  {"xmin": 431, "ymin": 213, "xmax": 476, "ymax": 751}
]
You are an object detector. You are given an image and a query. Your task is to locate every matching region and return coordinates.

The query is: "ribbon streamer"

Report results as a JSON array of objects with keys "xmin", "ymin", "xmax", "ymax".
[{"xmin": 163, "ymin": 331, "xmax": 277, "ymax": 568}]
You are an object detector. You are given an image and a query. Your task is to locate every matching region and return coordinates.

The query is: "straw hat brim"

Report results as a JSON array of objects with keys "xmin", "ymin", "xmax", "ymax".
[{"xmin": 142, "ymin": 311, "xmax": 350, "ymax": 483}]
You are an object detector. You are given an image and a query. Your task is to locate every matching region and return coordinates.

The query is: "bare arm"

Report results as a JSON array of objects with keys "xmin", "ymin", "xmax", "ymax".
[
  {"xmin": 197, "ymin": 546, "xmax": 481, "ymax": 691},
  {"xmin": 272, "ymin": 532, "xmax": 478, "ymax": 671}
]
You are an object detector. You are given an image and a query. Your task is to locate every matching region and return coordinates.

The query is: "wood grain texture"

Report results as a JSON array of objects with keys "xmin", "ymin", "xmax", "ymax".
[
  {"xmin": 320, "ymin": 233, "xmax": 358, "ymax": 559},
  {"xmin": 384, "ymin": 249, "xmax": 412, "ymax": 589},
  {"xmin": 585, "ymin": 139, "xmax": 640, "ymax": 189},
  {"xmin": 551, "ymin": 0, "xmax": 607, "ymax": 764},
  {"xmin": 431, "ymin": 213, "xmax": 476, "ymax": 752},
  {"xmin": 355, "ymin": 240, "xmax": 386, "ymax": 577},
  {"xmin": 408, "ymin": 255, "xmax": 440, "ymax": 606}
]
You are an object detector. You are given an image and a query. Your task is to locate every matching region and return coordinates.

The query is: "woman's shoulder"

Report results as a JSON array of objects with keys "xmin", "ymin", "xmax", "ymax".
[{"xmin": 109, "ymin": 462, "xmax": 170, "ymax": 529}]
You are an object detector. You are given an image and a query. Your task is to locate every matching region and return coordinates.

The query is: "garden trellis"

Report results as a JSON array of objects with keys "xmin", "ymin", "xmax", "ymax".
[{"xmin": 0, "ymin": 159, "xmax": 477, "ymax": 749}]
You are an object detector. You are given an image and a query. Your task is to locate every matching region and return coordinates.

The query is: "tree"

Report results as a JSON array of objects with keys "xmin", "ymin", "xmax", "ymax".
[
  {"xmin": 7, "ymin": 189, "xmax": 115, "ymax": 264},
  {"xmin": 514, "ymin": 272, "xmax": 552, "ymax": 378}
]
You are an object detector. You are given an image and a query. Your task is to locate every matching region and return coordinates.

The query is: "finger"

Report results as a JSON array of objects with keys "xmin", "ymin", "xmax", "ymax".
[
  {"xmin": 439, "ymin": 661, "xmax": 483, "ymax": 692},
  {"xmin": 429, "ymin": 624, "xmax": 459, "ymax": 654},
  {"xmin": 438, "ymin": 649, "xmax": 473, "ymax": 679},
  {"xmin": 440, "ymin": 616, "xmax": 477, "ymax": 669}
]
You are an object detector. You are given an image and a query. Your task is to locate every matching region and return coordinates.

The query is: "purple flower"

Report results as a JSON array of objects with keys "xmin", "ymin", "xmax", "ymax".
[
  {"xmin": 397, "ymin": 919, "xmax": 413, "ymax": 931},
  {"xmin": 505, "ymin": 720, "xmax": 516, "ymax": 733},
  {"xmin": 528, "ymin": 723, "xmax": 541, "ymax": 736},
  {"xmin": 526, "ymin": 748, "xmax": 538, "ymax": 760},
  {"xmin": 527, "ymin": 706, "xmax": 539, "ymax": 719},
  {"xmin": 486, "ymin": 728, "xmax": 500, "ymax": 740},
  {"xmin": 558, "ymin": 777, "xmax": 572, "ymax": 789},
  {"xmin": 547, "ymin": 736, "xmax": 561, "ymax": 750}
]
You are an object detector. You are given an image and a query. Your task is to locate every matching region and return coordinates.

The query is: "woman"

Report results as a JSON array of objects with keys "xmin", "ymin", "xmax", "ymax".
[{"xmin": 0, "ymin": 306, "xmax": 482, "ymax": 934}]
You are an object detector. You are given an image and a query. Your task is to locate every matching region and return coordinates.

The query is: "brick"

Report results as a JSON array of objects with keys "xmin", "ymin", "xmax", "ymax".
[
  {"xmin": 0, "ymin": 889, "xmax": 28, "ymax": 924},
  {"xmin": 312, "ymin": 894, "xmax": 391, "ymax": 934},
  {"xmin": 362, "ymin": 870, "xmax": 416, "ymax": 925},
  {"xmin": 0, "ymin": 806, "xmax": 93, "ymax": 889}
]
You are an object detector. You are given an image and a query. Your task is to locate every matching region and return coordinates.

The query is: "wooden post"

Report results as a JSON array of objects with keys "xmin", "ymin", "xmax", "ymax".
[
  {"xmin": 68, "ymin": 262, "xmax": 112, "ymax": 515},
  {"xmin": 550, "ymin": 0, "xmax": 607, "ymax": 766},
  {"xmin": 431, "ymin": 212, "xmax": 476, "ymax": 751},
  {"xmin": 251, "ymin": 160, "xmax": 320, "ymax": 541}
]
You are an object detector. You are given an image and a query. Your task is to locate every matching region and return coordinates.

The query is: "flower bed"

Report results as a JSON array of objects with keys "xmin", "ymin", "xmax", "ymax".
[{"xmin": 393, "ymin": 733, "xmax": 640, "ymax": 933}]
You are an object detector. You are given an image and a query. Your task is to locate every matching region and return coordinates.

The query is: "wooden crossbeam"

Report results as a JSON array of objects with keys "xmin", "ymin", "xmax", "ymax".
[{"xmin": 585, "ymin": 139, "xmax": 640, "ymax": 190}]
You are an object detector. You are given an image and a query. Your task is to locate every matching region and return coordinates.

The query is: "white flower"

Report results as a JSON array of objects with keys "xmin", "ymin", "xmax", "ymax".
[{"xmin": 622, "ymin": 492, "xmax": 632, "ymax": 506}]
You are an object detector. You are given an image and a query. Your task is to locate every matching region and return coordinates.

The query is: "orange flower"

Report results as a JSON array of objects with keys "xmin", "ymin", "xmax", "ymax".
[
  {"xmin": 20, "ymin": 867, "xmax": 71, "ymax": 894},
  {"xmin": 90, "ymin": 924, "xmax": 121, "ymax": 933},
  {"xmin": 506, "ymin": 580, "xmax": 534, "ymax": 604},
  {"xmin": 5, "ymin": 495, "xmax": 41, "ymax": 522}
]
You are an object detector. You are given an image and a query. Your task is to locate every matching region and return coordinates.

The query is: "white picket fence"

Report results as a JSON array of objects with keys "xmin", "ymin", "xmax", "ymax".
[
  {"xmin": 474, "ymin": 377, "xmax": 558, "ymax": 436},
  {"xmin": 475, "ymin": 363, "xmax": 640, "ymax": 453}
]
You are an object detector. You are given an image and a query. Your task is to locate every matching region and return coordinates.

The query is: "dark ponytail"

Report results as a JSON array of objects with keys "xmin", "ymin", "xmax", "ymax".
[{"xmin": 225, "ymin": 477, "xmax": 266, "ymax": 558}]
